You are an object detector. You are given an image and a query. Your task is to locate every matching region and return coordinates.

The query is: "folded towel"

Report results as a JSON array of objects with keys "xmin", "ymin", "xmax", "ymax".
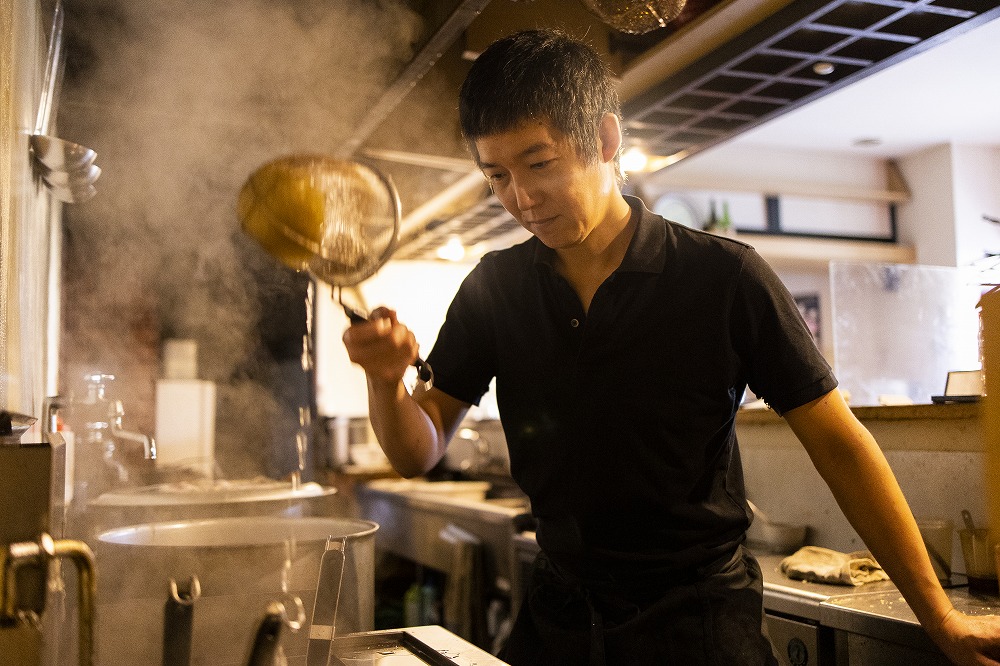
[{"xmin": 780, "ymin": 546, "xmax": 889, "ymax": 586}]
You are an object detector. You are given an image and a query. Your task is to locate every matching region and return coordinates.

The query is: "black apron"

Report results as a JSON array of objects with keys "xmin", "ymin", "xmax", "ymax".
[{"xmin": 500, "ymin": 545, "xmax": 779, "ymax": 666}]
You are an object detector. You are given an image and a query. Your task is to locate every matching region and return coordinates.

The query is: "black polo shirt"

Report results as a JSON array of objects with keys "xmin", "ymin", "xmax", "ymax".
[{"xmin": 426, "ymin": 196, "xmax": 837, "ymax": 580}]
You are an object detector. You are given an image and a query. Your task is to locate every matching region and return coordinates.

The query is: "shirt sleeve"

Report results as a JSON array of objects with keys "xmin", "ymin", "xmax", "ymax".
[
  {"xmin": 731, "ymin": 247, "xmax": 838, "ymax": 415},
  {"xmin": 425, "ymin": 260, "xmax": 498, "ymax": 406}
]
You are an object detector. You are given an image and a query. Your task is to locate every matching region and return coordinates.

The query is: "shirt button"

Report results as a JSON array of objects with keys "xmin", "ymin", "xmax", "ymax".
[{"xmin": 570, "ymin": 318, "xmax": 580, "ymax": 328}]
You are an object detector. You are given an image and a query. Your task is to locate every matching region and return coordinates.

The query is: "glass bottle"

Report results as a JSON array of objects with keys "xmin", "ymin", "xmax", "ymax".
[
  {"xmin": 719, "ymin": 201, "xmax": 733, "ymax": 233},
  {"xmin": 704, "ymin": 199, "xmax": 718, "ymax": 231}
]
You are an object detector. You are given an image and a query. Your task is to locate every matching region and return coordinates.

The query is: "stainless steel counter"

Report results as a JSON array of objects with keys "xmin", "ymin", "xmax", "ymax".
[
  {"xmin": 755, "ymin": 552, "xmax": 898, "ymax": 621},
  {"xmin": 356, "ymin": 479, "xmax": 530, "ymax": 588},
  {"xmin": 756, "ymin": 552, "xmax": 1000, "ymax": 663},
  {"xmin": 356, "ymin": 480, "xmax": 1000, "ymax": 664}
]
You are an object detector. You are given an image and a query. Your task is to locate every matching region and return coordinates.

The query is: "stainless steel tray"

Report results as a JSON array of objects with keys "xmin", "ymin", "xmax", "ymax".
[
  {"xmin": 329, "ymin": 626, "xmax": 509, "ymax": 665},
  {"xmin": 330, "ymin": 631, "xmax": 454, "ymax": 665}
]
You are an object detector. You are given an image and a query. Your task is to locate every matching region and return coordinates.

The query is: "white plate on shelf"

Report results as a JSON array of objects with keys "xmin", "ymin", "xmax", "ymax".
[{"xmin": 653, "ymin": 194, "xmax": 700, "ymax": 229}]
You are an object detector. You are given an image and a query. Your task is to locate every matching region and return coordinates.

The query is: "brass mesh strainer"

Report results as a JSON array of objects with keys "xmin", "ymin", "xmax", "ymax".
[
  {"xmin": 238, "ymin": 155, "xmax": 399, "ymax": 287},
  {"xmin": 238, "ymin": 155, "xmax": 432, "ymax": 385}
]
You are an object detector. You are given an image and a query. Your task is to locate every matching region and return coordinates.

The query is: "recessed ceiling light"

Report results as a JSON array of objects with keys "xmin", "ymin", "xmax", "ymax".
[
  {"xmin": 621, "ymin": 146, "xmax": 649, "ymax": 173},
  {"xmin": 436, "ymin": 236, "xmax": 466, "ymax": 262},
  {"xmin": 812, "ymin": 62, "xmax": 835, "ymax": 76},
  {"xmin": 852, "ymin": 137, "xmax": 883, "ymax": 147}
]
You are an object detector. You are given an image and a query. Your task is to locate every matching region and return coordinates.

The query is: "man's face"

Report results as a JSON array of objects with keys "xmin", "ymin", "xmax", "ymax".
[{"xmin": 474, "ymin": 120, "xmax": 615, "ymax": 250}]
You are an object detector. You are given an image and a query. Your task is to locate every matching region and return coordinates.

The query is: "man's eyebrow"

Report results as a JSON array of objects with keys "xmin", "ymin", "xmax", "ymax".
[{"xmin": 478, "ymin": 142, "xmax": 554, "ymax": 170}]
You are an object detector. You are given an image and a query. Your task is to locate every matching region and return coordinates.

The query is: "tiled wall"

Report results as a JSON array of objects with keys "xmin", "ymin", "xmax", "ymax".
[{"xmin": 739, "ymin": 407, "xmax": 985, "ymax": 571}]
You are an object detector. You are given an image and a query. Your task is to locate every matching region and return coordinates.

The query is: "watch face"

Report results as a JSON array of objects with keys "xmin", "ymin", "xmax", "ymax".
[{"xmin": 653, "ymin": 194, "xmax": 699, "ymax": 229}]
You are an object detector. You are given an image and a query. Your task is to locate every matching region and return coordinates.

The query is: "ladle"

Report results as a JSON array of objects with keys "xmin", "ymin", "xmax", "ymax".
[
  {"xmin": 28, "ymin": 0, "xmax": 101, "ymax": 200},
  {"xmin": 41, "ymin": 163, "xmax": 101, "ymax": 189},
  {"xmin": 49, "ymin": 182, "xmax": 97, "ymax": 204},
  {"xmin": 30, "ymin": 134, "xmax": 97, "ymax": 173}
]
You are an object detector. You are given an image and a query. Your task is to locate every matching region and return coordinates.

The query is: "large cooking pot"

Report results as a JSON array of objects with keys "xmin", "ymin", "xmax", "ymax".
[
  {"xmin": 95, "ymin": 516, "xmax": 377, "ymax": 665},
  {"xmin": 85, "ymin": 479, "xmax": 339, "ymax": 537}
]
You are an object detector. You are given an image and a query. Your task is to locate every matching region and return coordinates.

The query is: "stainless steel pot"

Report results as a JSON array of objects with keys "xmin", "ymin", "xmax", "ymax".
[{"xmin": 95, "ymin": 516, "xmax": 377, "ymax": 665}]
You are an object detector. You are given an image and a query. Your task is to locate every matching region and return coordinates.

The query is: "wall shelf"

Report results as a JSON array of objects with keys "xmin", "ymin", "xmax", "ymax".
[
  {"xmin": 654, "ymin": 162, "xmax": 911, "ymax": 204},
  {"xmin": 737, "ymin": 232, "xmax": 916, "ymax": 269}
]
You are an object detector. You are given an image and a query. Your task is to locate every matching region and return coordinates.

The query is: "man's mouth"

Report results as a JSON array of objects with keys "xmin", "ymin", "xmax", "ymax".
[{"xmin": 524, "ymin": 215, "xmax": 556, "ymax": 226}]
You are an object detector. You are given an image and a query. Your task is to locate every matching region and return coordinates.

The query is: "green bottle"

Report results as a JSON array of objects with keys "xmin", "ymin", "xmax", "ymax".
[
  {"xmin": 719, "ymin": 201, "xmax": 733, "ymax": 233},
  {"xmin": 403, "ymin": 581, "xmax": 423, "ymax": 626}
]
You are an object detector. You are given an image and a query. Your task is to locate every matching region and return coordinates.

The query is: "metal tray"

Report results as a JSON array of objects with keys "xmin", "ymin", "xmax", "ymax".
[
  {"xmin": 328, "ymin": 626, "xmax": 509, "ymax": 665},
  {"xmin": 329, "ymin": 630, "xmax": 459, "ymax": 665}
]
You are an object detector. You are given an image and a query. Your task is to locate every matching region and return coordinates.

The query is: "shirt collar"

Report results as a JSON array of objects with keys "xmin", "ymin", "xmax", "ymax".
[
  {"xmin": 618, "ymin": 195, "xmax": 666, "ymax": 274},
  {"xmin": 532, "ymin": 195, "xmax": 667, "ymax": 274}
]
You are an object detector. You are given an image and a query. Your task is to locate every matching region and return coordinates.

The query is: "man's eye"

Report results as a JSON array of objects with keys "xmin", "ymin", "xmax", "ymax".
[{"xmin": 530, "ymin": 160, "xmax": 551, "ymax": 169}]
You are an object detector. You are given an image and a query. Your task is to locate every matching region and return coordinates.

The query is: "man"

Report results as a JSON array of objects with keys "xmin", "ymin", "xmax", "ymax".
[{"xmin": 343, "ymin": 29, "xmax": 1000, "ymax": 665}]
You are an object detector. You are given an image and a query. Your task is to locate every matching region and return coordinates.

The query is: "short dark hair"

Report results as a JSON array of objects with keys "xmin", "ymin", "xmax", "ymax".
[{"xmin": 459, "ymin": 29, "xmax": 622, "ymax": 172}]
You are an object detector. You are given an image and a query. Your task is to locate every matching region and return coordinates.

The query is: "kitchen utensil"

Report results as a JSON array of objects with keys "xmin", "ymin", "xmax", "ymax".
[
  {"xmin": 245, "ymin": 601, "xmax": 285, "ymax": 666},
  {"xmin": 960, "ymin": 527, "xmax": 998, "ymax": 595},
  {"xmin": 28, "ymin": 0, "xmax": 101, "ymax": 203},
  {"xmin": 238, "ymin": 155, "xmax": 432, "ymax": 386},
  {"xmin": 34, "ymin": 0, "xmax": 63, "ymax": 135},
  {"xmin": 29, "ymin": 134, "xmax": 97, "ymax": 173},
  {"xmin": 162, "ymin": 576, "xmax": 200, "ymax": 666},
  {"xmin": 49, "ymin": 182, "xmax": 98, "ymax": 204},
  {"xmin": 306, "ymin": 536, "xmax": 347, "ymax": 666},
  {"xmin": 746, "ymin": 500, "xmax": 807, "ymax": 554},
  {"xmin": 0, "ymin": 411, "xmax": 37, "ymax": 446},
  {"xmin": 916, "ymin": 518, "xmax": 953, "ymax": 583},
  {"xmin": 41, "ymin": 163, "xmax": 101, "ymax": 189},
  {"xmin": 42, "ymin": 162, "xmax": 101, "ymax": 203}
]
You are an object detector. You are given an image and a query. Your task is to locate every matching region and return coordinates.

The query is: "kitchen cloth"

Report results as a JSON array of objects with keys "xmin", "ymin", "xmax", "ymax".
[{"xmin": 780, "ymin": 546, "xmax": 889, "ymax": 586}]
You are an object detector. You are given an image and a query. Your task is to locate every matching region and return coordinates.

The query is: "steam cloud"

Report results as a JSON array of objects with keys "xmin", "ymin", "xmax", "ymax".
[{"xmin": 58, "ymin": 0, "xmax": 424, "ymax": 478}]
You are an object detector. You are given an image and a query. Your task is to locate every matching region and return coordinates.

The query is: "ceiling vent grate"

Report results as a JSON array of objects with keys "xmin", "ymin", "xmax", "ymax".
[{"xmin": 623, "ymin": 0, "xmax": 1000, "ymax": 165}]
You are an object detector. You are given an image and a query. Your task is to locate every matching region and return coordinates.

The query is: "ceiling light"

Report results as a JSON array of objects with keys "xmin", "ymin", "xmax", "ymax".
[
  {"xmin": 436, "ymin": 236, "xmax": 466, "ymax": 262},
  {"xmin": 621, "ymin": 146, "xmax": 649, "ymax": 173},
  {"xmin": 812, "ymin": 62, "xmax": 835, "ymax": 76},
  {"xmin": 852, "ymin": 137, "xmax": 883, "ymax": 147}
]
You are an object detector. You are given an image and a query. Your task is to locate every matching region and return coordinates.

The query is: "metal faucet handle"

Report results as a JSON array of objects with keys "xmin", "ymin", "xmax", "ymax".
[
  {"xmin": 83, "ymin": 373, "xmax": 116, "ymax": 402},
  {"xmin": 109, "ymin": 399, "xmax": 157, "ymax": 460}
]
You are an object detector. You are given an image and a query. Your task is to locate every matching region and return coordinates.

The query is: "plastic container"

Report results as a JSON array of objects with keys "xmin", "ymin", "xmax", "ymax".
[{"xmin": 916, "ymin": 518, "xmax": 954, "ymax": 583}]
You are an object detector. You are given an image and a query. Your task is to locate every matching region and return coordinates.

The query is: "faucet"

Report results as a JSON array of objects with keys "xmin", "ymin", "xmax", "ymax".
[
  {"xmin": 60, "ymin": 373, "xmax": 157, "ymax": 502},
  {"xmin": 110, "ymin": 399, "xmax": 156, "ymax": 460}
]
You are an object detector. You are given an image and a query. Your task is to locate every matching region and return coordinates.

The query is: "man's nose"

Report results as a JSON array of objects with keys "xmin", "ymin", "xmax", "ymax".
[{"xmin": 512, "ymin": 176, "xmax": 539, "ymax": 210}]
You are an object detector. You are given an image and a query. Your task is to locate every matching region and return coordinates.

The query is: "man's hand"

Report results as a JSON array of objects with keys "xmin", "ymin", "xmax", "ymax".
[
  {"xmin": 931, "ymin": 609, "xmax": 1000, "ymax": 665},
  {"xmin": 341, "ymin": 306, "xmax": 421, "ymax": 386}
]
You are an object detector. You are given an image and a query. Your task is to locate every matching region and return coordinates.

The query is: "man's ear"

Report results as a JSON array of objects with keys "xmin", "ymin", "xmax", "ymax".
[{"xmin": 597, "ymin": 112, "xmax": 623, "ymax": 164}]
